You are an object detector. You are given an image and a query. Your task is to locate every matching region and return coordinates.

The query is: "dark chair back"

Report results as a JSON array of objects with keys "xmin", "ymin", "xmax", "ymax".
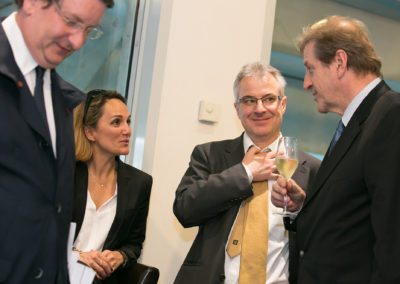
[{"xmin": 116, "ymin": 263, "xmax": 159, "ymax": 284}]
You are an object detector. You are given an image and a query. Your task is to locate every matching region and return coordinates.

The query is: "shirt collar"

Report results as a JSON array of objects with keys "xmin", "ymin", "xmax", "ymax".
[
  {"xmin": 341, "ymin": 77, "xmax": 381, "ymax": 126},
  {"xmin": 243, "ymin": 132, "xmax": 281, "ymax": 154},
  {"xmin": 2, "ymin": 12, "xmax": 39, "ymax": 76}
]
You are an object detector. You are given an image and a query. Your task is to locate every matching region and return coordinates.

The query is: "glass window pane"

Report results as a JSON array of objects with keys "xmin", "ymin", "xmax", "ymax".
[
  {"xmin": 57, "ymin": 0, "xmax": 139, "ymax": 96},
  {"xmin": 0, "ymin": 0, "xmax": 138, "ymax": 97}
]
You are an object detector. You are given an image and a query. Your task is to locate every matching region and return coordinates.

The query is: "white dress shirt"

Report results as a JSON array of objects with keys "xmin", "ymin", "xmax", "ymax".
[
  {"xmin": 2, "ymin": 12, "xmax": 57, "ymax": 156},
  {"xmin": 74, "ymin": 187, "xmax": 118, "ymax": 251},
  {"xmin": 341, "ymin": 77, "xmax": 381, "ymax": 126},
  {"xmin": 224, "ymin": 133, "xmax": 289, "ymax": 284}
]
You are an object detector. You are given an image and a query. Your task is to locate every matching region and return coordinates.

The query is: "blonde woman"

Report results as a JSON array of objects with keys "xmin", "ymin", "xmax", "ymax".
[{"xmin": 72, "ymin": 89, "xmax": 152, "ymax": 283}]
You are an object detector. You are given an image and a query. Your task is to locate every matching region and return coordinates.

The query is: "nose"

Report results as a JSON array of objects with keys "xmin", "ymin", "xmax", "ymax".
[
  {"xmin": 303, "ymin": 72, "xmax": 312, "ymax": 90},
  {"xmin": 68, "ymin": 30, "xmax": 87, "ymax": 51},
  {"xmin": 254, "ymin": 99, "xmax": 267, "ymax": 112},
  {"xmin": 123, "ymin": 123, "xmax": 132, "ymax": 137}
]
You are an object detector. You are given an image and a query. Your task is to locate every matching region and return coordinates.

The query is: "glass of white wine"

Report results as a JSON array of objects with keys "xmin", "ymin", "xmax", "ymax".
[{"xmin": 274, "ymin": 136, "xmax": 299, "ymax": 216}]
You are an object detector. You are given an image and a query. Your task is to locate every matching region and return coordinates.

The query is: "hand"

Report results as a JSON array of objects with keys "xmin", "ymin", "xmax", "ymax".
[
  {"xmin": 101, "ymin": 250, "xmax": 124, "ymax": 271},
  {"xmin": 242, "ymin": 146, "xmax": 279, "ymax": 181},
  {"xmin": 271, "ymin": 176, "xmax": 306, "ymax": 212},
  {"xmin": 78, "ymin": 250, "xmax": 113, "ymax": 280}
]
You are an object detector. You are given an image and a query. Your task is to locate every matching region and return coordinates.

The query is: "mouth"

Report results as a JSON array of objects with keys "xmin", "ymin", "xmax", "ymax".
[
  {"xmin": 311, "ymin": 90, "xmax": 318, "ymax": 100},
  {"xmin": 55, "ymin": 42, "xmax": 73, "ymax": 54},
  {"xmin": 252, "ymin": 117, "xmax": 270, "ymax": 124}
]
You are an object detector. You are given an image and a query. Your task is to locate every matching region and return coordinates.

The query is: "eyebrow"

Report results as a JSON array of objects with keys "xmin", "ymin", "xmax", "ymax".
[{"xmin": 241, "ymin": 94, "xmax": 278, "ymax": 98}]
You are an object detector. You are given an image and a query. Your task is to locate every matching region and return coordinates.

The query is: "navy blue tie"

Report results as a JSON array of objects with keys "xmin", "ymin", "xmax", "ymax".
[
  {"xmin": 328, "ymin": 120, "xmax": 345, "ymax": 155},
  {"xmin": 34, "ymin": 66, "xmax": 47, "ymax": 123}
]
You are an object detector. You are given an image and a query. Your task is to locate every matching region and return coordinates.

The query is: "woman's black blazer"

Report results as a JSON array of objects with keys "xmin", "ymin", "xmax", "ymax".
[{"xmin": 72, "ymin": 158, "xmax": 152, "ymax": 282}]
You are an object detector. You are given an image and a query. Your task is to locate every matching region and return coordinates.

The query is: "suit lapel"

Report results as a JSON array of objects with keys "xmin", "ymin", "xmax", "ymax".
[
  {"xmin": 0, "ymin": 27, "xmax": 52, "ymax": 144},
  {"xmin": 103, "ymin": 159, "xmax": 128, "ymax": 249},
  {"xmin": 223, "ymin": 134, "xmax": 245, "ymax": 169},
  {"xmin": 73, "ymin": 162, "xmax": 89, "ymax": 240},
  {"xmin": 0, "ymin": 25, "xmax": 84, "ymax": 157},
  {"xmin": 302, "ymin": 81, "xmax": 389, "ymax": 208}
]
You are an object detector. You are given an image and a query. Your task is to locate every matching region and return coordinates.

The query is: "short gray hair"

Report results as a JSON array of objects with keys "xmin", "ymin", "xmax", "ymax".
[{"xmin": 233, "ymin": 62, "xmax": 286, "ymax": 101}]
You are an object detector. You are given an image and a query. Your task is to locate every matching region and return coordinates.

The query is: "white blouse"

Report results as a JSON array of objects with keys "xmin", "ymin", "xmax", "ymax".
[{"xmin": 73, "ymin": 186, "xmax": 118, "ymax": 251}]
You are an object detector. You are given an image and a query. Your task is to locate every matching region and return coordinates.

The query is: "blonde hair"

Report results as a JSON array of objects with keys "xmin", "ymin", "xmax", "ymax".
[{"xmin": 73, "ymin": 90, "xmax": 126, "ymax": 162}]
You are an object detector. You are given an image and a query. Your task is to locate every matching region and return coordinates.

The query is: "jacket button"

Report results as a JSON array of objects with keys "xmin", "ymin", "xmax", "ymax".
[
  {"xmin": 299, "ymin": 250, "xmax": 305, "ymax": 258},
  {"xmin": 219, "ymin": 274, "xmax": 225, "ymax": 281},
  {"xmin": 39, "ymin": 140, "xmax": 49, "ymax": 149},
  {"xmin": 34, "ymin": 268, "xmax": 43, "ymax": 279},
  {"xmin": 56, "ymin": 203, "xmax": 62, "ymax": 213}
]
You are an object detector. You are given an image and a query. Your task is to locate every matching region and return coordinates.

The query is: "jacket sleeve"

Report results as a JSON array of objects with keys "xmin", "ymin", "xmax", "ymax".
[
  {"xmin": 118, "ymin": 175, "xmax": 153, "ymax": 268},
  {"xmin": 173, "ymin": 144, "xmax": 253, "ymax": 228},
  {"xmin": 365, "ymin": 97, "xmax": 400, "ymax": 283}
]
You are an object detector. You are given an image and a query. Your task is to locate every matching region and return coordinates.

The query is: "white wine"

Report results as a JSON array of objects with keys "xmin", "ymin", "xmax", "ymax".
[{"xmin": 276, "ymin": 158, "xmax": 298, "ymax": 180}]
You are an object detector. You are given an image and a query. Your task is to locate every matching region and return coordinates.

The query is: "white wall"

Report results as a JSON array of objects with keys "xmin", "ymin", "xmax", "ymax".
[{"xmin": 135, "ymin": 0, "xmax": 277, "ymax": 283}]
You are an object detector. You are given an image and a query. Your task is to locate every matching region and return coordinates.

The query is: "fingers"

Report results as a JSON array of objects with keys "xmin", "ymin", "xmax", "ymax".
[
  {"xmin": 271, "ymin": 177, "xmax": 287, "ymax": 208},
  {"xmin": 101, "ymin": 250, "xmax": 124, "ymax": 271},
  {"xmin": 79, "ymin": 250, "xmax": 113, "ymax": 280},
  {"xmin": 285, "ymin": 179, "xmax": 306, "ymax": 211}
]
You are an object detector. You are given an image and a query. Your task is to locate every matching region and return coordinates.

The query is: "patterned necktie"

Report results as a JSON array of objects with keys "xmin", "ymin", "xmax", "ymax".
[
  {"xmin": 226, "ymin": 179, "xmax": 269, "ymax": 283},
  {"xmin": 34, "ymin": 66, "xmax": 47, "ymax": 124},
  {"xmin": 328, "ymin": 120, "xmax": 345, "ymax": 155}
]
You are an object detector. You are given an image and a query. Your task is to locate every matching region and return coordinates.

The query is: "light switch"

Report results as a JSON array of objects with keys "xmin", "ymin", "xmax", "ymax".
[{"xmin": 198, "ymin": 100, "xmax": 220, "ymax": 123}]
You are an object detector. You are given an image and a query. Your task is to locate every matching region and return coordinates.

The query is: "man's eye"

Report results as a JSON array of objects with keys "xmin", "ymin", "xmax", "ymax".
[
  {"xmin": 244, "ymin": 98, "xmax": 256, "ymax": 104},
  {"xmin": 263, "ymin": 97, "xmax": 276, "ymax": 103},
  {"xmin": 64, "ymin": 17, "xmax": 76, "ymax": 27}
]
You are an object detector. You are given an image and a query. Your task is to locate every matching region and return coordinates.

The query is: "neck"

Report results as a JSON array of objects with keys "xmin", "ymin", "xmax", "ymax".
[
  {"xmin": 250, "ymin": 133, "xmax": 280, "ymax": 150},
  {"xmin": 337, "ymin": 72, "xmax": 378, "ymax": 116},
  {"xmin": 87, "ymin": 154, "xmax": 117, "ymax": 177}
]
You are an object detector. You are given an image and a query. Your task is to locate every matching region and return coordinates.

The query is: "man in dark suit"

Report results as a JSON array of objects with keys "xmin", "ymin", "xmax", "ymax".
[
  {"xmin": 173, "ymin": 62, "xmax": 320, "ymax": 284},
  {"xmin": 272, "ymin": 15, "xmax": 400, "ymax": 284},
  {"xmin": 0, "ymin": 0, "xmax": 113, "ymax": 282}
]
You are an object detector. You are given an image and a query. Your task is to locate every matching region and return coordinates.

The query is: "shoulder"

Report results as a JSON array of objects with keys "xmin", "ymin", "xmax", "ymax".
[
  {"xmin": 51, "ymin": 70, "xmax": 86, "ymax": 109},
  {"xmin": 118, "ymin": 159, "xmax": 152, "ymax": 182},
  {"xmin": 193, "ymin": 135, "xmax": 243, "ymax": 154}
]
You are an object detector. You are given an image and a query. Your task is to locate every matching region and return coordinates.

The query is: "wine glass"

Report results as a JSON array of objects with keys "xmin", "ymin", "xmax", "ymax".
[{"xmin": 274, "ymin": 136, "xmax": 298, "ymax": 216}]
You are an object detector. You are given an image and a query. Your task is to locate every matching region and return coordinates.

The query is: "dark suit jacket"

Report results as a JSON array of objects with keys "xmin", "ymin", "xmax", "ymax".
[
  {"xmin": 173, "ymin": 134, "xmax": 320, "ymax": 284},
  {"xmin": 292, "ymin": 81, "xmax": 400, "ymax": 284},
  {"xmin": 0, "ymin": 24, "xmax": 85, "ymax": 283},
  {"xmin": 72, "ymin": 159, "xmax": 153, "ymax": 284}
]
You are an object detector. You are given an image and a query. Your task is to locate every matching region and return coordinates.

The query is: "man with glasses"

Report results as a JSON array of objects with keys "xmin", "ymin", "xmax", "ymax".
[
  {"xmin": 0, "ymin": 0, "xmax": 113, "ymax": 282},
  {"xmin": 173, "ymin": 62, "xmax": 320, "ymax": 284}
]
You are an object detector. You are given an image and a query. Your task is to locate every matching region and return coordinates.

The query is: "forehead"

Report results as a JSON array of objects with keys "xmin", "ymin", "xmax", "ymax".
[
  {"xmin": 102, "ymin": 99, "xmax": 129, "ymax": 115},
  {"xmin": 238, "ymin": 76, "xmax": 279, "ymax": 97}
]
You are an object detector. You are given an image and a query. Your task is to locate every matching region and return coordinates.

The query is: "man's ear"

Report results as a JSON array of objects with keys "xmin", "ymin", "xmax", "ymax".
[
  {"xmin": 280, "ymin": 96, "xmax": 287, "ymax": 114},
  {"xmin": 21, "ymin": 0, "xmax": 40, "ymax": 14},
  {"xmin": 234, "ymin": 102, "xmax": 240, "ymax": 117},
  {"xmin": 335, "ymin": 49, "xmax": 348, "ymax": 78}
]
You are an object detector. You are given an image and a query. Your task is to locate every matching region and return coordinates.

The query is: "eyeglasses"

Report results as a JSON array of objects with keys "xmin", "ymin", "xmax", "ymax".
[
  {"xmin": 82, "ymin": 89, "xmax": 106, "ymax": 123},
  {"xmin": 54, "ymin": 1, "xmax": 104, "ymax": 40},
  {"xmin": 237, "ymin": 95, "xmax": 283, "ymax": 107}
]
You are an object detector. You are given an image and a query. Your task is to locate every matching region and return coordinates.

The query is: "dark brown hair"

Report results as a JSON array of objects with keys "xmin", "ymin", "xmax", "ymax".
[{"xmin": 15, "ymin": 0, "xmax": 114, "ymax": 9}]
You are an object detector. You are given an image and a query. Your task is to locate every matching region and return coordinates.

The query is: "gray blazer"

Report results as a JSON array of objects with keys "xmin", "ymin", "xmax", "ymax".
[{"xmin": 173, "ymin": 134, "xmax": 320, "ymax": 284}]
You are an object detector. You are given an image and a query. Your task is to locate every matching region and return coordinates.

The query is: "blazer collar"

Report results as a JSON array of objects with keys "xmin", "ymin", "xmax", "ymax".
[
  {"xmin": 0, "ymin": 25, "xmax": 85, "ymax": 146},
  {"xmin": 223, "ymin": 133, "xmax": 245, "ymax": 168},
  {"xmin": 103, "ymin": 157, "xmax": 129, "ymax": 248},
  {"xmin": 303, "ymin": 81, "xmax": 390, "ymax": 208}
]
